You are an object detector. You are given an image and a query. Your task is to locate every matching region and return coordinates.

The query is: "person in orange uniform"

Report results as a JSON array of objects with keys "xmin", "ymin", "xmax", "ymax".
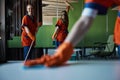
[
  {"xmin": 21, "ymin": 4, "xmax": 42, "ymax": 59},
  {"xmin": 113, "ymin": 6, "xmax": 120, "ymax": 58},
  {"xmin": 24, "ymin": 0, "xmax": 120, "ymax": 67},
  {"xmin": 52, "ymin": 0, "xmax": 73, "ymax": 48}
]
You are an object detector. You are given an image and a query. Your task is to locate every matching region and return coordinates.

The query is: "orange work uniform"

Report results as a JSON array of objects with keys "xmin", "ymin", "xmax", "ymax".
[
  {"xmin": 55, "ymin": 19, "xmax": 68, "ymax": 43},
  {"xmin": 21, "ymin": 15, "xmax": 37, "ymax": 47},
  {"xmin": 114, "ymin": 11, "xmax": 120, "ymax": 45}
]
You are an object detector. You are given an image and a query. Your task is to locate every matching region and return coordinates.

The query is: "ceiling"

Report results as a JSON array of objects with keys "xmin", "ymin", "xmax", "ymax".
[{"xmin": 42, "ymin": 0, "xmax": 78, "ymax": 25}]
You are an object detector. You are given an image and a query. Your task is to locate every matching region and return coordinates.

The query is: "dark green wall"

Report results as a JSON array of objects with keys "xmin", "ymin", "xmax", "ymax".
[
  {"xmin": 79, "ymin": 9, "xmax": 117, "ymax": 47},
  {"xmin": 8, "ymin": 0, "xmax": 118, "ymax": 48}
]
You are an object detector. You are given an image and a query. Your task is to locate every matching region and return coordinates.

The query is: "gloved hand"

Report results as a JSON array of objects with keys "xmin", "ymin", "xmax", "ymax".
[
  {"xmin": 28, "ymin": 32, "xmax": 35, "ymax": 41},
  {"xmin": 24, "ymin": 42, "xmax": 73, "ymax": 67}
]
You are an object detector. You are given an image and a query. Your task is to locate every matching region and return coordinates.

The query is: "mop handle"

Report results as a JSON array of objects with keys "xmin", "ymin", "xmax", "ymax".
[{"xmin": 23, "ymin": 41, "xmax": 34, "ymax": 64}]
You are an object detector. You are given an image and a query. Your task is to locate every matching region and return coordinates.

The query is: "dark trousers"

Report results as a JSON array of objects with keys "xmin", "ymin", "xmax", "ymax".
[
  {"xmin": 23, "ymin": 46, "xmax": 34, "ymax": 60},
  {"xmin": 117, "ymin": 45, "xmax": 120, "ymax": 57},
  {"xmin": 53, "ymin": 40, "xmax": 62, "ymax": 48}
]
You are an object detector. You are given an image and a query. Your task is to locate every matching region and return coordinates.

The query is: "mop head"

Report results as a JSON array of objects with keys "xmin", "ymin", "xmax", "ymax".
[{"xmin": 23, "ymin": 63, "xmax": 45, "ymax": 69}]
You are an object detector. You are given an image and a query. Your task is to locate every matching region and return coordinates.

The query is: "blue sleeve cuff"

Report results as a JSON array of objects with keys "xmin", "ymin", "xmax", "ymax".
[{"xmin": 84, "ymin": 3, "xmax": 108, "ymax": 15}]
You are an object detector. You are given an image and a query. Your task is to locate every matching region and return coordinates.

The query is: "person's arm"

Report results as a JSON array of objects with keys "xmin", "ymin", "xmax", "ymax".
[
  {"xmin": 24, "ymin": 26, "xmax": 35, "ymax": 41},
  {"xmin": 24, "ymin": 8, "xmax": 98, "ymax": 67},
  {"xmin": 52, "ymin": 26, "xmax": 59, "ymax": 40},
  {"xmin": 66, "ymin": 6, "xmax": 70, "ymax": 14},
  {"xmin": 64, "ymin": 0, "xmax": 73, "ymax": 14},
  {"xmin": 111, "ymin": 6, "xmax": 120, "ymax": 10},
  {"xmin": 65, "ymin": 8, "xmax": 98, "ymax": 46}
]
